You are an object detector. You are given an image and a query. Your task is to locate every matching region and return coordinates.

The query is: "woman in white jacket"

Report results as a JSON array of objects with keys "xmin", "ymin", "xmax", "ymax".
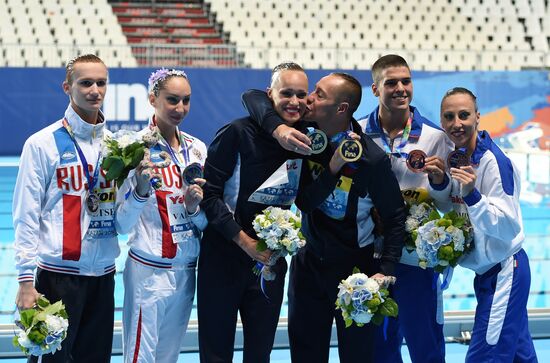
[
  {"xmin": 115, "ymin": 68, "xmax": 207, "ymax": 363},
  {"xmin": 435, "ymin": 87, "xmax": 537, "ymax": 362}
]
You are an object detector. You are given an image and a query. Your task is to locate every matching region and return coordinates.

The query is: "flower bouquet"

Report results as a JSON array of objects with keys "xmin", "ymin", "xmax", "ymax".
[
  {"xmin": 252, "ymin": 206, "xmax": 306, "ymax": 281},
  {"xmin": 102, "ymin": 128, "xmax": 170, "ymax": 189},
  {"xmin": 13, "ymin": 296, "xmax": 68, "ymax": 357},
  {"xmin": 414, "ymin": 210, "xmax": 473, "ymax": 272},
  {"xmin": 336, "ymin": 268, "xmax": 398, "ymax": 327},
  {"xmin": 404, "ymin": 201, "xmax": 440, "ymax": 251}
]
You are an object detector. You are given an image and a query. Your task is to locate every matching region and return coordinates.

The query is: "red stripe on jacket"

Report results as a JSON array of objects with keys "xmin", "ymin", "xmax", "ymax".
[
  {"xmin": 62, "ymin": 194, "xmax": 82, "ymax": 260},
  {"xmin": 155, "ymin": 190, "xmax": 177, "ymax": 258}
]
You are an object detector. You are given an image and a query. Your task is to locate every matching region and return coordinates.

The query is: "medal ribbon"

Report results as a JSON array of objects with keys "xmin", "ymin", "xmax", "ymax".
[
  {"xmin": 379, "ymin": 113, "xmax": 413, "ymax": 158},
  {"xmin": 151, "ymin": 117, "xmax": 190, "ymax": 169},
  {"xmin": 329, "ymin": 123, "xmax": 355, "ymax": 144},
  {"xmin": 62, "ymin": 119, "xmax": 101, "ymax": 194}
]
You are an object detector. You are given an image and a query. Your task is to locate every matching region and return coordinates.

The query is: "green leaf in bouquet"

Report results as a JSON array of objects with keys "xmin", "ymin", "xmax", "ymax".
[
  {"xmin": 36, "ymin": 296, "xmax": 51, "ymax": 309},
  {"xmin": 366, "ymin": 296, "xmax": 381, "ymax": 310},
  {"xmin": 344, "ymin": 317, "xmax": 353, "ymax": 328},
  {"xmin": 371, "ymin": 313, "xmax": 384, "ymax": 326},
  {"xmin": 38, "ymin": 322, "xmax": 49, "ymax": 337},
  {"xmin": 405, "ymin": 231, "xmax": 417, "ymax": 251},
  {"xmin": 122, "ymin": 154, "xmax": 133, "ymax": 168},
  {"xmin": 437, "ymin": 245, "xmax": 454, "ymax": 260},
  {"xmin": 116, "ymin": 175, "xmax": 127, "ymax": 189},
  {"xmin": 436, "ymin": 218, "xmax": 452, "ymax": 227},
  {"xmin": 104, "ymin": 157, "xmax": 125, "ymax": 181},
  {"xmin": 12, "ymin": 335, "xmax": 20, "ymax": 349},
  {"xmin": 130, "ymin": 147, "xmax": 145, "ymax": 168},
  {"xmin": 428, "ymin": 209, "xmax": 441, "ymax": 221},
  {"xmin": 27, "ymin": 328, "xmax": 46, "ymax": 344},
  {"xmin": 42, "ymin": 300, "xmax": 64, "ymax": 316},
  {"xmin": 32, "ymin": 311, "xmax": 47, "ymax": 327},
  {"xmin": 19, "ymin": 309, "xmax": 36, "ymax": 329},
  {"xmin": 379, "ymin": 298, "xmax": 399, "ymax": 318},
  {"xmin": 256, "ymin": 239, "xmax": 267, "ymax": 252},
  {"xmin": 352, "ymin": 266, "xmax": 361, "ymax": 274}
]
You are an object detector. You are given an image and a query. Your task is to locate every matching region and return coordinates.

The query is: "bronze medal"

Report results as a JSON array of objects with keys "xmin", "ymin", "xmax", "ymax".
[
  {"xmin": 406, "ymin": 149, "xmax": 427, "ymax": 172},
  {"xmin": 447, "ymin": 150, "xmax": 470, "ymax": 169},
  {"xmin": 338, "ymin": 139, "xmax": 362, "ymax": 162},
  {"xmin": 183, "ymin": 162, "xmax": 204, "ymax": 185}
]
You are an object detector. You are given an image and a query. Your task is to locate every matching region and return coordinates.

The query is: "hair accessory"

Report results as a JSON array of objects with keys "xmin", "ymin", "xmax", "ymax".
[{"xmin": 148, "ymin": 68, "xmax": 187, "ymax": 95}]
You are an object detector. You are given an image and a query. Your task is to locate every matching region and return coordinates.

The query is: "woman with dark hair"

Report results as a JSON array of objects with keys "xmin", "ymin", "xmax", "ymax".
[{"xmin": 436, "ymin": 87, "xmax": 537, "ymax": 362}]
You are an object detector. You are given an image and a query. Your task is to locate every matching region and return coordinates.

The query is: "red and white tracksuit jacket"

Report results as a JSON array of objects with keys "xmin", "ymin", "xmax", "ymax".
[{"xmin": 13, "ymin": 105, "xmax": 119, "ymax": 282}]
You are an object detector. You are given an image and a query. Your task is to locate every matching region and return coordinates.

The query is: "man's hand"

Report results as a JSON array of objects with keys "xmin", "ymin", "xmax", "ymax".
[
  {"xmin": 273, "ymin": 124, "xmax": 312, "ymax": 155},
  {"xmin": 423, "ymin": 156, "xmax": 447, "ymax": 185},
  {"xmin": 371, "ymin": 273, "xmax": 397, "ymax": 288},
  {"xmin": 233, "ymin": 231, "xmax": 272, "ymax": 264},
  {"xmin": 185, "ymin": 178, "xmax": 206, "ymax": 214},
  {"xmin": 15, "ymin": 281, "xmax": 40, "ymax": 310},
  {"xmin": 328, "ymin": 132, "xmax": 361, "ymax": 175}
]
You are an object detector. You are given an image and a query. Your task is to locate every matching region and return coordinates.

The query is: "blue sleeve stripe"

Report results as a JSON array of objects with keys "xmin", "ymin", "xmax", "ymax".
[
  {"xmin": 489, "ymin": 142, "xmax": 515, "ymax": 196},
  {"xmin": 463, "ymin": 188, "xmax": 482, "ymax": 206}
]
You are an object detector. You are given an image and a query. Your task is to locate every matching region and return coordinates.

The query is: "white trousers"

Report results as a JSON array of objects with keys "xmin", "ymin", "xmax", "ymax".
[{"xmin": 122, "ymin": 258, "xmax": 195, "ymax": 363}]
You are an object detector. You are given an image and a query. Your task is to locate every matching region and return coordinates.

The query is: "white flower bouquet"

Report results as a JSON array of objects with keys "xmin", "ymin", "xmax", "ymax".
[
  {"xmin": 336, "ymin": 268, "xmax": 398, "ymax": 327},
  {"xmin": 414, "ymin": 210, "xmax": 473, "ymax": 272},
  {"xmin": 102, "ymin": 127, "xmax": 170, "ymax": 189},
  {"xmin": 13, "ymin": 296, "xmax": 69, "ymax": 357},
  {"xmin": 252, "ymin": 206, "xmax": 306, "ymax": 280}
]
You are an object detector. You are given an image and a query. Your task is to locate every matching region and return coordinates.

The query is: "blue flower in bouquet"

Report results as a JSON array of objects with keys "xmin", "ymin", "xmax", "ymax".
[
  {"xmin": 13, "ymin": 296, "xmax": 69, "ymax": 357},
  {"xmin": 404, "ymin": 201, "xmax": 440, "ymax": 250},
  {"xmin": 252, "ymin": 206, "xmax": 306, "ymax": 281},
  {"xmin": 335, "ymin": 268, "xmax": 398, "ymax": 327}
]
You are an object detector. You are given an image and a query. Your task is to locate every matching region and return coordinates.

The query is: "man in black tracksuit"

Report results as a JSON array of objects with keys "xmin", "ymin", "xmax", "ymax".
[
  {"xmin": 198, "ymin": 63, "xmax": 333, "ymax": 363},
  {"xmin": 242, "ymin": 72, "xmax": 406, "ymax": 363}
]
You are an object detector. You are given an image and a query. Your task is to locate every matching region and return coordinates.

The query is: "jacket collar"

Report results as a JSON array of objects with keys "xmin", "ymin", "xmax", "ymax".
[
  {"xmin": 364, "ymin": 105, "xmax": 427, "ymax": 140},
  {"xmin": 64, "ymin": 104, "xmax": 106, "ymax": 141},
  {"xmin": 471, "ymin": 130, "xmax": 491, "ymax": 165}
]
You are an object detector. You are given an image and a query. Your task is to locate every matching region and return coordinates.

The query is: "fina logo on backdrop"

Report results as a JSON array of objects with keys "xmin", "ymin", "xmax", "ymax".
[{"xmin": 102, "ymin": 83, "xmax": 153, "ymax": 131}]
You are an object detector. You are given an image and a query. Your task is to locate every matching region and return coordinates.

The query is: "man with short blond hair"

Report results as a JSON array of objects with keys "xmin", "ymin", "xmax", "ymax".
[{"xmin": 14, "ymin": 54, "xmax": 119, "ymax": 362}]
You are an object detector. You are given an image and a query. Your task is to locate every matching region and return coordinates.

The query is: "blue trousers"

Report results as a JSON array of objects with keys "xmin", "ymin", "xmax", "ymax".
[
  {"xmin": 466, "ymin": 249, "xmax": 538, "ymax": 362},
  {"xmin": 374, "ymin": 263, "xmax": 445, "ymax": 363}
]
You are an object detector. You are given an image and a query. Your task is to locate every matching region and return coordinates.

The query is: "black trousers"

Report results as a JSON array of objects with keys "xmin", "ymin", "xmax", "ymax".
[
  {"xmin": 197, "ymin": 245, "xmax": 286, "ymax": 363},
  {"xmin": 288, "ymin": 247, "xmax": 377, "ymax": 363},
  {"xmin": 29, "ymin": 268, "xmax": 115, "ymax": 363}
]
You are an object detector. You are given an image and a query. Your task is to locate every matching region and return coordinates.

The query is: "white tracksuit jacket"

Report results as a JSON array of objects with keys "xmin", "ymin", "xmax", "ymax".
[
  {"xmin": 449, "ymin": 131, "xmax": 524, "ymax": 274},
  {"xmin": 359, "ymin": 105, "xmax": 454, "ymax": 266},
  {"xmin": 13, "ymin": 105, "xmax": 119, "ymax": 282},
  {"xmin": 115, "ymin": 127, "xmax": 208, "ymax": 268}
]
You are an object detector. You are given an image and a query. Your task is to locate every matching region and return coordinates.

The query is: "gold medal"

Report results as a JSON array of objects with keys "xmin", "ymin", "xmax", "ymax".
[
  {"xmin": 307, "ymin": 129, "xmax": 328, "ymax": 154},
  {"xmin": 338, "ymin": 139, "xmax": 362, "ymax": 162}
]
